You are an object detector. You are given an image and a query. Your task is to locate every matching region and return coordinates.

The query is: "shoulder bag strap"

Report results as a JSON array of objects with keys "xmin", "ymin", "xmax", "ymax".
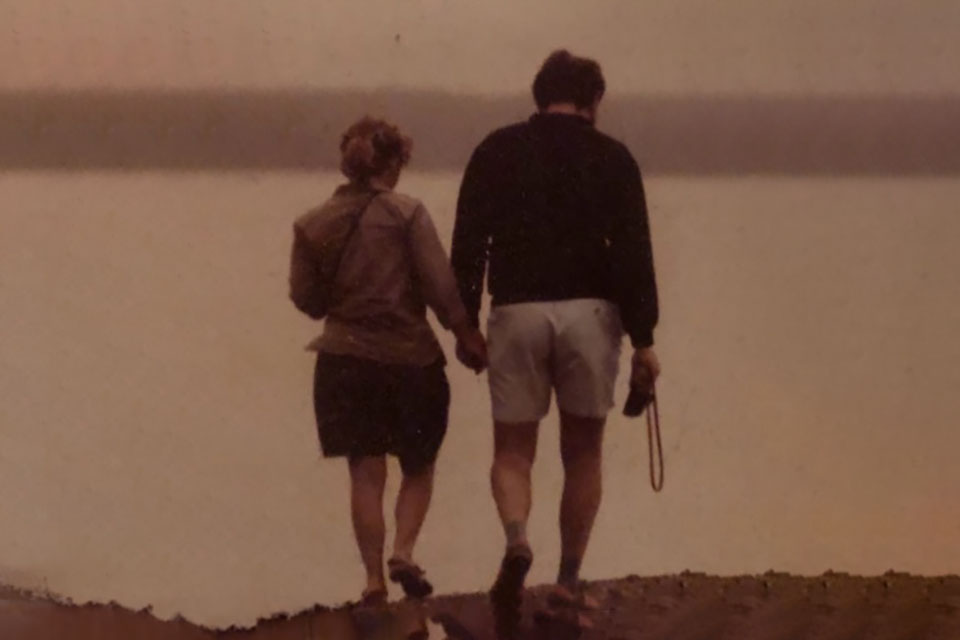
[{"xmin": 330, "ymin": 190, "xmax": 382, "ymax": 281}]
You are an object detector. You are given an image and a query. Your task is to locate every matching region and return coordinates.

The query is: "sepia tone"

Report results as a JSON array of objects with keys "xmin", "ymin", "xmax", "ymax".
[{"xmin": 1, "ymin": 1, "xmax": 959, "ymax": 637}]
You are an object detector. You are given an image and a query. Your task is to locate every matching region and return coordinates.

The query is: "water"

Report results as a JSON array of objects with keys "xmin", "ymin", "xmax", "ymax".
[{"xmin": 1, "ymin": 171, "xmax": 958, "ymax": 627}]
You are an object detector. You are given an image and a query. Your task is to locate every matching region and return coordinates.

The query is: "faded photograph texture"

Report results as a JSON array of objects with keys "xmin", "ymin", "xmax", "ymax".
[{"xmin": 1, "ymin": 1, "xmax": 959, "ymax": 637}]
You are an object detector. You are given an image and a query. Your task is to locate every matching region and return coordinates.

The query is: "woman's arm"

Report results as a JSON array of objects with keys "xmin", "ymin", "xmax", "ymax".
[
  {"xmin": 407, "ymin": 204, "xmax": 470, "ymax": 331},
  {"xmin": 288, "ymin": 223, "xmax": 324, "ymax": 319}
]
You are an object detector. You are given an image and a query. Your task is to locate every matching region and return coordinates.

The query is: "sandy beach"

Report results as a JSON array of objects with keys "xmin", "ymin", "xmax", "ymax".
[{"xmin": 3, "ymin": 572, "xmax": 959, "ymax": 639}]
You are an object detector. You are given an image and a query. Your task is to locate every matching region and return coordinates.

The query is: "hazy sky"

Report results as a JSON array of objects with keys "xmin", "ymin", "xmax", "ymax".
[{"xmin": 2, "ymin": 0, "xmax": 959, "ymax": 93}]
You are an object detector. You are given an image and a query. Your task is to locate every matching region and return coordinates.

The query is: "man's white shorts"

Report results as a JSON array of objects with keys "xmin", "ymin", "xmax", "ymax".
[{"xmin": 486, "ymin": 298, "xmax": 624, "ymax": 423}]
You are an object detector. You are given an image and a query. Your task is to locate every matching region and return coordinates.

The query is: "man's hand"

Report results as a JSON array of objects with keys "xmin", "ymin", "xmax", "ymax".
[
  {"xmin": 454, "ymin": 325, "xmax": 488, "ymax": 373},
  {"xmin": 631, "ymin": 347, "xmax": 661, "ymax": 391}
]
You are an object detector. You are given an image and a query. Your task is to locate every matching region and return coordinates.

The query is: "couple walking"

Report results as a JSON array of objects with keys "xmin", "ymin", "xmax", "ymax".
[{"xmin": 288, "ymin": 49, "xmax": 660, "ymax": 630}]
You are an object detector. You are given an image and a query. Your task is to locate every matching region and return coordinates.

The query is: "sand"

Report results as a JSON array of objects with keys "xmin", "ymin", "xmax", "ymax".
[{"xmin": 3, "ymin": 572, "xmax": 959, "ymax": 639}]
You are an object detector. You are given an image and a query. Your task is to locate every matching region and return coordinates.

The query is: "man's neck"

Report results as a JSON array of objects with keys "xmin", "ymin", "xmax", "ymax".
[{"xmin": 542, "ymin": 103, "xmax": 595, "ymax": 123}]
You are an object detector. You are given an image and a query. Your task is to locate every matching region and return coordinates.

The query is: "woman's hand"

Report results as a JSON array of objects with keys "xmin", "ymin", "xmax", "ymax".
[{"xmin": 454, "ymin": 325, "xmax": 488, "ymax": 373}]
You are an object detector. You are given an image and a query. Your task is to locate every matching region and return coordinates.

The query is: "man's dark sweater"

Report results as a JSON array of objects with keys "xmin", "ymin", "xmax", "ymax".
[{"xmin": 451, "ymin": 111, "xmax": 659, "ymax": 348}]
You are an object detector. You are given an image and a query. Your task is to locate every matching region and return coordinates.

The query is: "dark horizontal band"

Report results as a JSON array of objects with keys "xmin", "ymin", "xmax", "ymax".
[{"xmin": 1, "ymin": 90, "xmax": 957, "ymax": 174}]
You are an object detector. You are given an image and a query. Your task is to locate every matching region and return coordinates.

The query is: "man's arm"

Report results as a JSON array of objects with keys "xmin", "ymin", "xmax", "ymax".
[
  {"xmin": 450, "ymin": 141, "xmax": 495, "ymax": 328},
  {"xmin": 609, "ymin": 147, "xmax": 659, "ymax": 349}
]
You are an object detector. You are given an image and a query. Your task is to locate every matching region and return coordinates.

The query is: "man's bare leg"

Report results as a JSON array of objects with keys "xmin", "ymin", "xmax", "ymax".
[
  {"xmin": 348, "ymin": 455, "xmax": 388, "ymax": 597},
  {"xmin": 558, "ymin": 411, "xmax": 606, "ymax": 589},
  {"xmin": 491, "ymin": 421, "xmax": 539, "ymax": 550},
  {"xmin": 392, "ymin": 463, "xmax": 435, "ymax": 563},
  {"xmin": 490, "ymin": 420, "xmax": 539, "ymax": 635}
]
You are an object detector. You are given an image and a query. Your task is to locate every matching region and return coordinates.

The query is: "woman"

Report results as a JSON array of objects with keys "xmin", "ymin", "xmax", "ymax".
[{"xmin": 289, "ymin": 116, "xmax": 487, "ymax": 605}]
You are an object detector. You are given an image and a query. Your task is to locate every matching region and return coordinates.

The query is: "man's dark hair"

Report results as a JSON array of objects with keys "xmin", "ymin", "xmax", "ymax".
[{"xmin": 532, "ymin": 49, "xmax": 606, "ymax": 110}]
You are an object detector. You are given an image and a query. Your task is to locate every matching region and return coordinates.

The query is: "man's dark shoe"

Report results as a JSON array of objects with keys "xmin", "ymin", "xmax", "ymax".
[
  {"xmin": 490, "ymin": 543, "xmax": 533, "ymax": 602},
  {"xmin": 489, "ymin": 543, "xmax": 533, "ymax": 638}
]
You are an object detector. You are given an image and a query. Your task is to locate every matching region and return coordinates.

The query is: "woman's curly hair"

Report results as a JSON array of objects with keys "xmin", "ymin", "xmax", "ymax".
[{"xmin": 339, "ymin": 116, "xmax": 413, "ymax": 183}]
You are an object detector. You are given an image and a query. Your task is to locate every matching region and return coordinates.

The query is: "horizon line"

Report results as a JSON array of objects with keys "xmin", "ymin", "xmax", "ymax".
[{"xmin": 2, "ymin": 90, "xmax": 958, "ymax": 174}]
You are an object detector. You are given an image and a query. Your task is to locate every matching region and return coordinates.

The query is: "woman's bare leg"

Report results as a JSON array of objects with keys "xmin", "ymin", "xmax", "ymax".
[
  {"xmin": 392, "ymin": 462, "xmax": 435, "ymax": 563},
  {"xmin": 348, "ymin": 455, "xmax": 388, "ymax": 595}
]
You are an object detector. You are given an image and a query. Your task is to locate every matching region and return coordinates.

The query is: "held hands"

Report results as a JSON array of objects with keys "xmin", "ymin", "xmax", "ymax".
[{"xmin": 455, "ymin": 326, "xmax": 489, "ymax": 374}]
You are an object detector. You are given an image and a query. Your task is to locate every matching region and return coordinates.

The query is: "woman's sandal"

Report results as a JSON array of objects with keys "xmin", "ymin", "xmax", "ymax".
[{"xmin": 387, "ymin": 557, "xmax": 434, "ymax": 598}]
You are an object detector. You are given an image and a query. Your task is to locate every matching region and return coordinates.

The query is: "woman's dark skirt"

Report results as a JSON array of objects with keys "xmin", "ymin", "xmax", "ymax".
[{"xmin": 313, "ymin": 352, "xmax": 450, "ymax": 475}]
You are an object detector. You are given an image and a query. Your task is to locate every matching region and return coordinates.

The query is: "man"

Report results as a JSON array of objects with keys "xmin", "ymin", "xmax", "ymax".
[{"xmin": 451, "ymin": 49, "xmax": 661, "ymax": 627}]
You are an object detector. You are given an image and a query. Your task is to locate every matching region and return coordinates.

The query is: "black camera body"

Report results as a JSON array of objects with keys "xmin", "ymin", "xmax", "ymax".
[{"xmin": 623, "ymin": 385, "xmax": 654, "ymax": 417}]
